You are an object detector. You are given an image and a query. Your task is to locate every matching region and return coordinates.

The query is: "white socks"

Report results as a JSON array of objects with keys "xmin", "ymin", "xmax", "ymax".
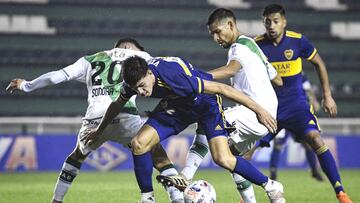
[
  {"xmin": 181, "ymin": 134, "xmax": 208, "ymax": 180},
  {"xmin": 140, "ymin": 192, "xmax": 156, "ymax": 203},
  {"xmin": 53, "ymin": 161, "xmax": 80, "ymax": 201},
  {"xmin": 232, "ymin": 172, "xmax": 257, "ymax": 203}
]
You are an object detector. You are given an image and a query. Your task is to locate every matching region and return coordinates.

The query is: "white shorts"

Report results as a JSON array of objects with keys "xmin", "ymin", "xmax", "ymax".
[
  {"xmin": 78, "ymin": 113, "xmax": 145, "ymax": 155},
  {"xmin": 224, "ymin": 105, "xmax": 269, "ymax": 156}
]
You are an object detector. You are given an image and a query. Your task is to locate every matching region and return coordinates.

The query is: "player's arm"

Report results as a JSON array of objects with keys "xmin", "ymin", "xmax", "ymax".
[
  {"xmin": 310, "ymin": 53, "xmax": 337, "ymax": 117},
  {"xmin": 208, "ymin": 60, "xmax": 242, "ymax": 80},
  {"xmin": 6, "ymin": 71, "xmax": 67, "ymax": 93},
  {"xmin": 271, "ymin": 73, "xmax": 283, "ymax": 86},
  {"xmin": 81, "ymin": 88, "xmax": 132, "ymax": 145},
  {"xmin": 305, "ymin": 88, "xmax": 320, "ymax": 112},
  {"xmin": 303, "ymin": 80, "xmax": 320, "ymax": 112},
  {"xmin": 266, "ymin": 62, "xmax": 283, "ymax": 86},
  {"xmin": 202, "ymin": 79, "xmax": 277, "ymax": 133},
  {"xmin": 6, "ymin": 58, "xmax": 87, "ymax": 93}
]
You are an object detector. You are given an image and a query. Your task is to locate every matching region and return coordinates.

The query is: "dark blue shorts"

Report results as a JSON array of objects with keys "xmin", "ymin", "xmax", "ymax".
[
  {"xmin": 145, "ymin": 94, "xmax": 228, "ymax": 141},
  {"xmin": 277, "ymin": 103, "xmax": 320, "ymax": 140}
]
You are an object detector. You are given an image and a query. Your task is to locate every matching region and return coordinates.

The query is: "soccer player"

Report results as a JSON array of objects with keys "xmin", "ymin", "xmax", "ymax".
[
  {"xmin": 82, "ymin": 56, "xmax": 285, "ymax": 203},
  {"xmin": 254, "ymin": 4, "xmax": 352, "ymax": 203},
  {"xmin": 172, "ymin": 8, "xmax": 283, "ymax": 203},
  {"xmin": 265, "ymin": 72, "xmax": 323, "ymax": 181},
  {"xmin": 6, "ymin": 38, "xmax": 184, "ymax": 203}
]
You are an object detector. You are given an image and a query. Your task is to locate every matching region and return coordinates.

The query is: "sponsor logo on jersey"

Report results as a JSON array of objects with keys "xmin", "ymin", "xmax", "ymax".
[
  {"xmin": 284, "ymin": 49, "xmax": 294, "ymax": 60},
  {"xmin": 271, "ymin": 58, "xmax": 302, "ymax": 77}
]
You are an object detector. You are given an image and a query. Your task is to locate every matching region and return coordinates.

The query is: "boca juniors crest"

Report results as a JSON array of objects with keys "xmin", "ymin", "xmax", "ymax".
[{"xmin": 284, "ymin": 49, "xmax": 294, "ymax": 60}]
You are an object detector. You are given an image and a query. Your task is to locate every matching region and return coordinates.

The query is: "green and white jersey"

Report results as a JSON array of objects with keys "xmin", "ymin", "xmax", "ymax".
[
  {"xmin": 227, "ymin": 35, "xmax": 278, "ymax": 117},
  {"xmin": 61, "ymin": 48, "xmax": 152, "ymax": 119}
]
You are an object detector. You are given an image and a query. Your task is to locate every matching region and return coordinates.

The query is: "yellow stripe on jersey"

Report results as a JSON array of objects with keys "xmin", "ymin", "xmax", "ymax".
[
  {"xmin": 216, "ymin": 95, "xmax": 227, "ymax": 128},
  {"xmin": 309, "ymin": 104, "xmax": 321, "ymax": 131},
  {"xmin": 157, "ymin": 78, "xmax": 171, "ymax": 89},
  {"xmin": 196, "ymin": 77, "xmax": 202, "ymax": 93},
  {"xmin": 177, "ymin": 59, "xmax": 192, "ymax": 76},
  {"xmin": 160, "ymin": 57, "xmax": 192, "ymax": 76},
  {"xmin": 286, "ymin": 30, "xmax": 302, "ymax": 39},
  {"xmin": 271, "ymin": 58, "xmax": 302, "ymax": 77},
  {"xmin": 307, "ymin": 48, "xmax": 317, "ymax": 60}
]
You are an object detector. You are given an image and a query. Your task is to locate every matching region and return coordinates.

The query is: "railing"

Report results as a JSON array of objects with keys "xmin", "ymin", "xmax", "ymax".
[{"xmin": 0, "ymin": 117, "xmax": 360, "ymax": 135}]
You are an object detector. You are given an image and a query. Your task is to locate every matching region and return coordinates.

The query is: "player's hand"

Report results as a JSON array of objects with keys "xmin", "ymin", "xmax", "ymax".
[
  {"xmin": 256, "ymin": 109, "xmax": 277, "ymax": 134},
  {"xmin": 322, "ymin": 96, "xmax": 337, "ymax": 117},
  {"xmin": 81, "ymin": 128, "xmax": 101, "ymax": 146},
  {"xmin": 6, "ymin": 78, "xmax": 24, "ymax": 93}
]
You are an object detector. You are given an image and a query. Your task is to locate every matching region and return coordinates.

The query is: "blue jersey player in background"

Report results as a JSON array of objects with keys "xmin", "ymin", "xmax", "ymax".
[
  {"xmin": 82, "ymin": 55, "xmax": 285, "ymax": 203},
  {"xmin": 254, "ymin": 4, "xmax": 352, "ymax": 203},
  {"xmin": 257, "ymin": 72, "xmax": 324, "ymax": 182}
]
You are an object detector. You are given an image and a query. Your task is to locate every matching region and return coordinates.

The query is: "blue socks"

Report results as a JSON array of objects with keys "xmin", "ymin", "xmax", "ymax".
[
  {"xmin": 316, "ymin": 146, "xmax": 344, "ymax": 193},
  {"xmin": 133, "ymin": 152, "xmax": 154, "ymax": 193},
  {"xmin": 270, "ymin": 147, "xmax": 281, "ymax": 180},
  {"xmin": 305, "ymin": 148, "xmax": 318, "ymax": 172},
  {"xmin": 232, "ymin": 156, "xmax": 268, "ymax": 186}
]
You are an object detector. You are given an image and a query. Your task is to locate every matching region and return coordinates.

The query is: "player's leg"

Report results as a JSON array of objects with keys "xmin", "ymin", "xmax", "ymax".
[
  {"xmin": 269, "ymin": 130, "xmax": 288, "ymax": 180},
  {"xmin": 181, "ymin": 132, "xmax": 209, "ymax": 180},
  {"xmin": 304, "ymin": 130, "xmax": 351, "ymax": 202},
  {"xmin": 151, "ymin": 144, "xmax": 184, "ymax": 203},
  {"xmin": 157, "ymin": 132, "xmax": 208, "ymax": 192},
  {"xmin": 52, "ymin": 145, "xmax": 87, "ymax": 203},
  {"xmin": 232, "ymin": 173, "xmax": 256, "ymax": 203},
  {"xmin": 269, "ymin": 144, "xmax": 281, "ymax": 180},
  {"xmin": 180, "ymin": 132, "xmax": 257, "ymax": 203},
  {"xmin": 108, "ymin": 113, "xmax": 183, "ymax": 203},
  {"xmin": 180, "ymin": 132, "xmax": 258, "ymax": 203},
  {"xmin": 130, "ymin": 124, "xmax": 160, "ymax": 202},
  {"xmin": 285, "ymin": 108, "xmax": 352, "ymax": 202},
  {"xmin": 301, "ymin": 142, "xmax": 323, "ymax": 181},
  {"xmin": 52, "ymin": 119, "xmax": 102, "ymax": 203},
  {"xmin": 111, "ymin": 113, "xmax": 183, "ymax": 202},
  {"xmin": 208, "ymin": 135, "xmax": 285, "ymax": 203},
  {"xmin": 131, "ymin": 111, "xmax": 189, "ymax": 203},
  {"xmin": 226, "ymin": 105, "xmax": 274, "ymax": 203}
]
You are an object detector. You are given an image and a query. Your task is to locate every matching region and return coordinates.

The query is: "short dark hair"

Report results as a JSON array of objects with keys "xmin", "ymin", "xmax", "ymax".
[
  {"xmin": 122, "ymin": 56, "xmax": 148, "ymax": 87},
  {"xmin": 263, "ymin": 4, "xmax": 286, "ymax": 17},
  {"xmin": 207, "ymin": 8, "xmax": 236, "ymax": 26},
  {"xmin": 114, "ymin": 37, "xmax": 145, "ymax": 51}
]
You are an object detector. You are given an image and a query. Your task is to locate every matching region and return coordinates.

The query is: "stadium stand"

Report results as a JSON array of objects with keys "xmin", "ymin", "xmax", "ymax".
[{"xmin": 0, "ymin": 0, "xmax": 359, "ymax": 117}]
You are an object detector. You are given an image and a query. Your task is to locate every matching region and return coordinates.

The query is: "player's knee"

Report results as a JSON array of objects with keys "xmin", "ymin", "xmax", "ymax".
[
  {"xmin": 130, "ymin": 138, "xmax": 147, "ymax": 155},
  {"xmin": 305, "ymin": 131, "xmax": 324, "ymax": 149},
  {"xmin": 70, "ymin": 147, "xmax": 87, "ymax": 162}
]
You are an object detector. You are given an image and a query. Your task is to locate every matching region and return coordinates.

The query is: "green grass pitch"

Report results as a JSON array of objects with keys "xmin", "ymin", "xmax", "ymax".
[{"xmin": 0, "ymin": 169, "xmax": 359, "ymax": 203}]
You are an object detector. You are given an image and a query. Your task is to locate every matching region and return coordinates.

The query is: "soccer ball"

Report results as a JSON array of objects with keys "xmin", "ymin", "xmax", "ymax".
[{"xmin": 184, "ymin": 180, "xmax": 216, "ymax": 203}]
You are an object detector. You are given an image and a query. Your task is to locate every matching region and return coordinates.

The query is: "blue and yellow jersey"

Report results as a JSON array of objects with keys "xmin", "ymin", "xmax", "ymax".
[
  {"xmin": 121, "ymin": 56, "xmax": 212, "ymax": 102},
  {"xmin": 255, "ymin": 30, "xmax": 317, "ymax": 110},
  {"xmin": 121, "ymin": 57, "xmax": 227, "ymax": 140}
]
